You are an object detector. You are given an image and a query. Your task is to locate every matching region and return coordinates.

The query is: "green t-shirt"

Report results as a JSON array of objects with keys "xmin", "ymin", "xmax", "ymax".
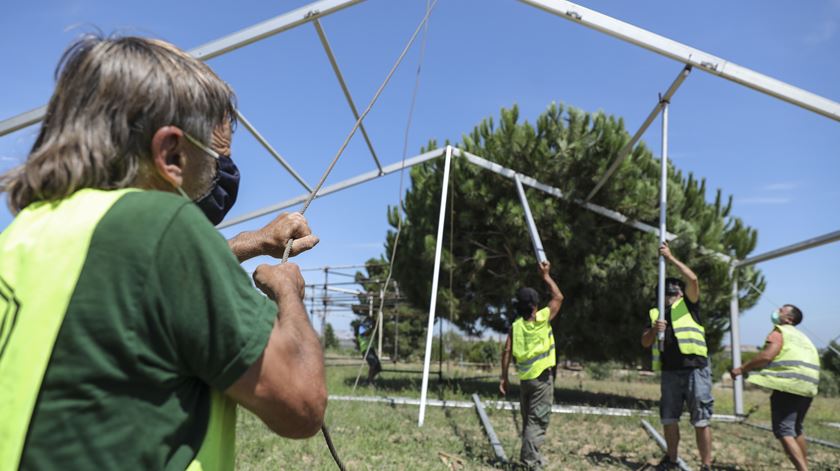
[{"xmin": 19, "ymin": 191, "xmax": 276, "ymax": 470}]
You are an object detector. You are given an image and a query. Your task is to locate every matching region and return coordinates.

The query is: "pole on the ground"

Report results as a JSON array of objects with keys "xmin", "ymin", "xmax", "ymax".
[
  {"xmin": 472, "ymin": 394, "xmax": 508, "ymax": 463},
  {"xmin": 656, "ymin": 100, "xmax": 669, "ymax": 349},
  {"xmin": 418, "ymin": 145, "xmax": 453, "ymax": 427},
  {"xmin": 641, "ymin": 419, "xmax": 692, "ymax": 471},
  {"xmin": 729, "ymin": 264, "xmax": 744, "ymax": 416},
  {"xmin": 514, "ymin": 174, "xmax": 548, "ymax": 264}
]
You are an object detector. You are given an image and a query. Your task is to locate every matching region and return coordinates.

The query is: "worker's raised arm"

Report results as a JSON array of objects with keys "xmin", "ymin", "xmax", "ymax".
[
  {"xmin": 660, "ymin": 242, "xmax": 699, "ymax": 303},
  {"xmin": 539, "ymin": 261, "xmax": 564, "ymax": 320},
  {"xmin": 226, "ymin": 263, "xmax": 327, "ymax": 438}
]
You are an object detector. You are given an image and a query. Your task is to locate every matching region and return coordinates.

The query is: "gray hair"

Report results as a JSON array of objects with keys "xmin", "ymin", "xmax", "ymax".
[{"xmin": 1, "ymin": 34, "xmax": 236, "ymax": 213}]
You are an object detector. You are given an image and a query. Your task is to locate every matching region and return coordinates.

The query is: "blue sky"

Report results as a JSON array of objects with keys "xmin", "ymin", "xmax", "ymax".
[{"xmin": 1, "ymin": 0, "xmax": 838, "ymax": 348}]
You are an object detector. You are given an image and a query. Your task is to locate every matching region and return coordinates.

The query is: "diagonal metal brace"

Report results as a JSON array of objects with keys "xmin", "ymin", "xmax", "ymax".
[
  {"xmin": 586, "ymin": 65, "xmax": 691, "ymax": 202},
  {"xmin": 235, "ymin": 110, "xmax": 313, "ymax": 192},
  {"xmin": 313, "ymin": 19, "xmax": 384, "ymax": 174}
]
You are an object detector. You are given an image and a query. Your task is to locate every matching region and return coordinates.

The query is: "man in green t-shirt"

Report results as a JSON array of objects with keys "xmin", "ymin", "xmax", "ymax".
[{"xmin": 0, "ymin": 35, "xmax": 325, "ymax": 470}]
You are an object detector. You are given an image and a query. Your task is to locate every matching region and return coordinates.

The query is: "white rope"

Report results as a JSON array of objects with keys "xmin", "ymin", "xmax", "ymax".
[
  {"xmin": 352, "ymin": 0, "xmax": 436, "ymax": 391},
  {"xmin": 280, "ymin": 0, "xmax": 440, "ymax": 264}
]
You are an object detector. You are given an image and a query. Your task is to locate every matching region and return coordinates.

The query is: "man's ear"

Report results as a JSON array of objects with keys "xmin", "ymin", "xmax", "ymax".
[{"xmin": 150, "ymin": 126, "xmax": 186, "ymax": 188}]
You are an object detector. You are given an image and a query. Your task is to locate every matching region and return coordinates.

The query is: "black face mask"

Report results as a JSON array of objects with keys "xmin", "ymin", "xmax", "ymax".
[{"xmin": 195, "ymin": 155, "xmax": 240, "ymax": 225}]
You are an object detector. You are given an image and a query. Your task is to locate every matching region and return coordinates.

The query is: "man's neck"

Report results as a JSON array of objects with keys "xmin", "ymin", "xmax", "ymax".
[
  {"xmin": 665, "ymin": 295, "xmax": 682, "ymax": 306},
  {"xmin": 526, "ymin": 308, "xmax": 538, "ymax": 321}
]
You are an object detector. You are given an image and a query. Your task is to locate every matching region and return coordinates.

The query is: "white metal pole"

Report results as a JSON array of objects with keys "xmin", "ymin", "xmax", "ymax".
[
  {"xmin": 418, "ymin": 145, "xmax": 453, "ymax": 427},
  {"xmin": 656, "ymin": 100, "xmax": 669, "ymax": 348},
  {"xmin": 377, "ymin": 289, "xmax": 384, "ymax": 358},
  {"xmin": 514, "ymin": 174, "xmax": 548, "ymax": 264},
  {"xmin": 322, "ymin": 267, "xmax": 329, "ymax": 346},
  {"xmin": 729, "ymin": 264, "xmax": 744, "ymax": 416},
  {"xmin": 518, "ymin": 0, "xmax": 840, "ymax": 122}
]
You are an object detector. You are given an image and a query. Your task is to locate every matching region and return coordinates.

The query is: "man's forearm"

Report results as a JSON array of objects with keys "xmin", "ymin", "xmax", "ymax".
[
  {"xmin": 668, "ymin": 255, "xmax": 698, "ymax": 283},
  {"xmin": 641, "ymin": 328, "xmax": 656, "ymax": 348},
  {"xmin": 276, "ymin": 293, "xmax": 324, "ymax": 373},
  {"xmin": 543, "ymin": 274, "xmax": 563, "ymax": 301},
  {"xmin": 500, "ymin": 351, "xmax": 511, "ymax": 380},
  {"xmin": 228, "ymin": 231, "xmax": 265, "ymax": 263},
  {"xmin": 740, "ymin": 354, "xmax": 772, "ymax": 373}
]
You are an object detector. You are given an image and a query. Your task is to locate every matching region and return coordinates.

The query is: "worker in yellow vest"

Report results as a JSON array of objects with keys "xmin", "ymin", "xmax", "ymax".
[
  {"xmin": 641, "ymin": 242, "xmax": 713, "ymax": 471},
  {"xmin": 0, "ymin": 36, "xmax": 326, "ymax": 470},
  {"xmin": 730, "ymin": 304, "xmax": 819, "ymax": 471},
  {"xmin": 500, "ymin": 260, "xmax": 563, "ymax": 470}
]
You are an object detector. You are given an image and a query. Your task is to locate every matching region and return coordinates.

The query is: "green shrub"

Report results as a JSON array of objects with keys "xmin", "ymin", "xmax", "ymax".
[{"xmin": 586, "ymin": 362, "xmax": 612, "ymax": 380}]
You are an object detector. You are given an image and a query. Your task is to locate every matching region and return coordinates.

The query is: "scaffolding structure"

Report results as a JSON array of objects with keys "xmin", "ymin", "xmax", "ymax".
[{"xmin": 1, "ymin": 0, "xmax": 838, "ymax": 429}]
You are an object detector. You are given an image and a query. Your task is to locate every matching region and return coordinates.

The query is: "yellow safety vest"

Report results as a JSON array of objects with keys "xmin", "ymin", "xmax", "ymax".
[
  {"xmin": 512, "ymin": 307, "xmax": 556, "ymax": 380},
  {"xmin": 747, "ymin": 324, "xmax": 820, "ymax": 398},
  {"xmin": 649, "ymin": 297, "xmax": 707, "ymax": 371},
  {"xmin": 0, "ymin": 189, "xmax": 234, "ymax": 470}
]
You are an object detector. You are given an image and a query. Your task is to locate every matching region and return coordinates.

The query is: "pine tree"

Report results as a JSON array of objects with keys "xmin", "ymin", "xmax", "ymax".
[{"xmin": 382, "ymin": 103, "xmax": 764, "ymax": 364}]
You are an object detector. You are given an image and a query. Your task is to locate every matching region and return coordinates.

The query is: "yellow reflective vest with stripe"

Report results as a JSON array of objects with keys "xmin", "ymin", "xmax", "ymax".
[
  {"xmin": 0, "ymin": 189, "xmax": 234, "ymax": 471},
  {"xmin": 512, "ymin": 307, "xmax": 556, "ymax": 380},
  {"xmin": 648, "ymin": 297, "xmax": 708, "ymax": 371},
  {"xmin": 747, "ymin": 324, "xmax": 820, "ymax": 398}
]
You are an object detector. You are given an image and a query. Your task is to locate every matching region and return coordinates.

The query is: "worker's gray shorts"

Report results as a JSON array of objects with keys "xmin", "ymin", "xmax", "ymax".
[
  {"xmin": 771, "ymin": 390, "xmax": 813, "ymax": 438},
  {"xmin": 660, "ymin": 365, "xmax": 714, "ymax": 427}
]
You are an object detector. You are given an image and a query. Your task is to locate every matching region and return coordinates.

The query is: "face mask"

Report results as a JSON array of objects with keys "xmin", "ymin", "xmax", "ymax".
[
  {"xmin": 771, "ymin": 310, "xmax": 782, "ymax": 325},
  {"xmin": 195, "ymin": 155, "xmax": 240, "ymax": 225},
  {"xmin": 182, "ymin": 132, "xmax": 240, "ymax": 225}
]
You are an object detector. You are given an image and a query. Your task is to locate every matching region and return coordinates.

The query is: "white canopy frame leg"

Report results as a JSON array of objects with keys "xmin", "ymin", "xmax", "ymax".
[
  {"xmin": 656, "ymin": 99, "xmax": 669, "ymax": 348},
  {"xmin": 729, "ymin": 264, "xmax": 744, "ymax": 416},
  {"xmin": 418, "ymin": 145, "xmax": 453, "ymax": 427},
  {"xmin": 514, "ymin": 174, "xmax": 548, "ymax": 264}
]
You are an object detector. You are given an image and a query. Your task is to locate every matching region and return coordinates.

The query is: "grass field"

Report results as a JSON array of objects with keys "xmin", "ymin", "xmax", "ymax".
[{"xmin": 235, "ymin": 360, "xmax": 840, "ymax": 470}]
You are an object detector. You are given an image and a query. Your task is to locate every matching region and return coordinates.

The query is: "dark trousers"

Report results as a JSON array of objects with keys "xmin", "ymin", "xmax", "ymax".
[{"xmin": 519, "ymin": 370, "xmax": 553, "ymax": 469}]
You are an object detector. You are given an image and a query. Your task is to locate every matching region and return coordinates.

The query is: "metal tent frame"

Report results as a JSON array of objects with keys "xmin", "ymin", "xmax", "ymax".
[{"xmin": 1, "ymin": 0, "xmax": 838, "ymax": 425}]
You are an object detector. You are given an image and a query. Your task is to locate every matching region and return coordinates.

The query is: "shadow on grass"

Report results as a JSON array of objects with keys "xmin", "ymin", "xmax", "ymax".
[
  {"xmin": 584, "ymin": 451, "xmax": 647, "ymax": 469},
  {"xmin": 343, "ymin": 375, "xmax": 656, "ymax": 410}
]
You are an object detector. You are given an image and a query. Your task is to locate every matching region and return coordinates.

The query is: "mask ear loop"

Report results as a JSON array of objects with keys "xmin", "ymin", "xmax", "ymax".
[{"xmin": 174, "ymin": 185, "xmax": 190, "ymax": 200}]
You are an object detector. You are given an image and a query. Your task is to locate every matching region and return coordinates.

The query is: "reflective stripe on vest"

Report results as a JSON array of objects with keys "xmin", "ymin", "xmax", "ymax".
[
  {"xmin": 648, "ymin": 297, "xmax": 707, "ymax": 371},
  {"xmin": 747, "ymin": 325, "xmax": 820, "ymax": 397},
  {"xmin": 511, "ymin": 307, "xmax": 556, "ymax": 380},
  {"xmin": 0, "ymin": 189, "xmax": 236, "ymax": 470}
]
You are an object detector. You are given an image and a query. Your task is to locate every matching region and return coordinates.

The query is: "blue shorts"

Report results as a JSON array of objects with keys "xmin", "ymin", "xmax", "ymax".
[{"xmin": 660, "ymin": 365, "xmax": 714, "ymax": 427}]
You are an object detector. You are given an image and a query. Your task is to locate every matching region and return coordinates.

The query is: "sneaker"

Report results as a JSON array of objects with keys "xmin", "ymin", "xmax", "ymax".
[
  {"xmin": 698, "ymin": 465, "xmax": 712, "ymax": 471},
  {"xmin": 655, "ymin": 456, "xmax": 679, "ymax": 470}
]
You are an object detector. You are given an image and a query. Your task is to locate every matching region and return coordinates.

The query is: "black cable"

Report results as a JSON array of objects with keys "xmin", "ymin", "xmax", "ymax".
[{"xmin": 321, "ymin": 424, "xmax": 346, "ymax": 471}]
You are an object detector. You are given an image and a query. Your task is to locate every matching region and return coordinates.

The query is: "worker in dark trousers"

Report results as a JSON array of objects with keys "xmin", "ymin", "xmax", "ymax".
[
  {"xmin": 731, "ymin": 304, "xmax": 820, "ymax": 471},
  {"xmin": 356, "ymin": 322, "xmax": 382, "ymax": 383},
  {"xmin": 500, "ymin": 261, "xmax": 564, "ymax": 470}
]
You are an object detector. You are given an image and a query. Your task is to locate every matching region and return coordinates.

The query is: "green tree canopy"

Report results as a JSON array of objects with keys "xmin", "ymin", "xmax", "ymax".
[{"xmin": 384, "ymin": 103, "xmax": 765, "ymax": 364}]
